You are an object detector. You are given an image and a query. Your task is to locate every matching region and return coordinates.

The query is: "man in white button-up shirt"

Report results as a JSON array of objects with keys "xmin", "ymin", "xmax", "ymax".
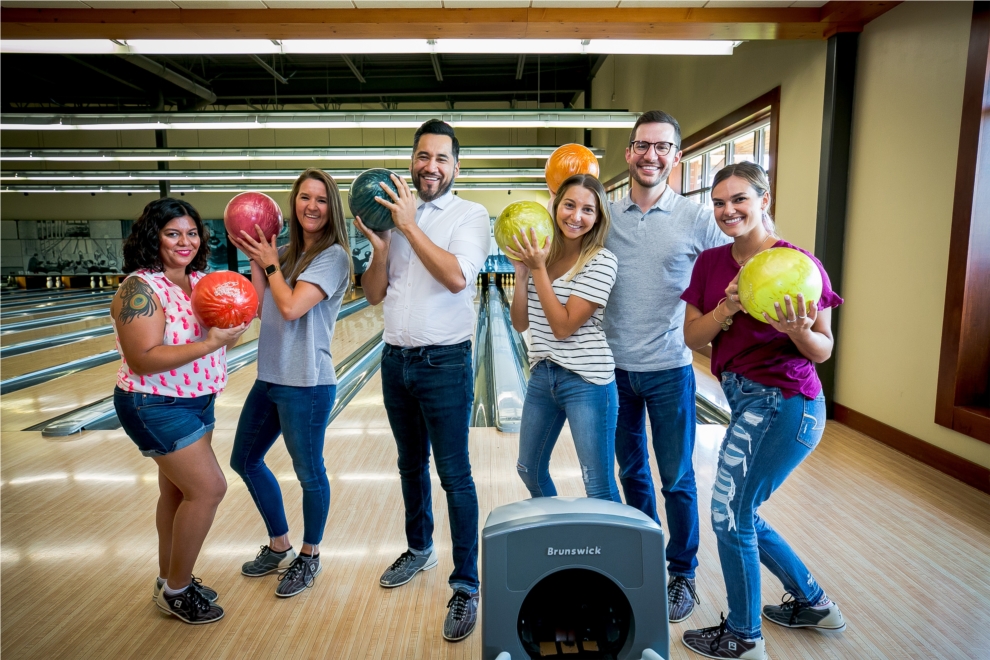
[{"xmin": 355, "ymin": 120, "xmax": 490, "ymax": 642}]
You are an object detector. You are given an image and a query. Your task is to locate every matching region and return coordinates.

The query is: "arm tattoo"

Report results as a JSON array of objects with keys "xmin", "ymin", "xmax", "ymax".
[{"xmin": 117, "ymin": 277, "xmax": 158, "ymax": 325}]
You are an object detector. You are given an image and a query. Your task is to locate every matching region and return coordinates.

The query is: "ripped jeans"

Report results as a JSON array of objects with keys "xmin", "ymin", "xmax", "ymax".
[
  {"xmin": 517, "ymin": 360, "xmax": 621, "ymax": 502},
  {"xmin": 712, "ymin": 372, "xmax": 827, "ymax": 639}
]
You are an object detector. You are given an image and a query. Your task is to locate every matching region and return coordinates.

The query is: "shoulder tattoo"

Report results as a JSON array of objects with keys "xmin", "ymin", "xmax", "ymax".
[{"xmin": 117, "ymin": 277, "xmax": 158, "ymax": 325}]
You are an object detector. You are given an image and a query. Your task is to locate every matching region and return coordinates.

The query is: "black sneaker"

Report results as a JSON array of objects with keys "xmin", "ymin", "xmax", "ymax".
[
  {"xmin": 442, "ymin": 589, "xmax": 479, "ymax": 642},
  {"xmin": 379, "ymin": 549, "xmax": 438, "ymax": 588},
  {"xmin": 275, "ymin": 554, "xmax": 322, "ymax": 598},
  {"xmin": 241, "ymin": 545, "xmax": 297, "ymax": 577},
  {"xmin": 668, "ymin": 575, "xmax": 700, "ymax": 622},
  {"xmin": 762, "ymin": 594, "xmax": 846, "ymax": 631},
  {"xmin": 153, "ymin": 575, "xmax": 218, "ymax": 603},
  {"xmin": 682, "ymin": 614, "xmax": 767, "ymax": 660},
  {"xmin": 155, "ymin": 584, "xmax": 224, "ymax": 625}
]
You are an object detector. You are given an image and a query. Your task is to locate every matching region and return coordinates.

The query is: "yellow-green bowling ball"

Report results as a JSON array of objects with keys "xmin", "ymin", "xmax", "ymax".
[{"xmin": 738, "ymin": 247, "xmax": 823, "ymax": 323}]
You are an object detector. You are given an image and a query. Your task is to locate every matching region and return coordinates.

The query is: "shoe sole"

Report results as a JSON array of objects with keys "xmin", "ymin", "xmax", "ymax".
[
  {"xmin": 155, "ymin": 599, "xmax": 225, "ymax": 625},
  {"xmin": 442, "ymin": 623, "xmax": 476, "ymax": 642},
  {"xmin": 275, "ymin": 564, "xmax": 324, "ymax": 599},
  {"xmin": 669, "ymin": 610, "xmax": 694, "ymax": 623},
  {"xmin": 379, "ymin": 555, "xmax": 439, "ymax": 588},
  {"xmin": 681, "ymin": 637, "xmax": 767, "ymax": 660},
  {"xmin": 761, "ymin": 612, "xmax": 846, "ymax": 632}
]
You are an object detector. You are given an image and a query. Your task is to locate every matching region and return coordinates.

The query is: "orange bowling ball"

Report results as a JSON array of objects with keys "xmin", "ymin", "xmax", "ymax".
[
  {"xmin": 191, "ymin": 271, "xmax": 258, "ymax": 329},
  {"xmin": 545, "ymin": 144, "xmax": 600, "ymax": 195}
]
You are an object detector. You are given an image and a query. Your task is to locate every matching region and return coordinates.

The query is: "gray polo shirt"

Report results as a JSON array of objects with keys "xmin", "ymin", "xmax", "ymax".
[
  {"xmin": 603, "ymin": 186, "xmax": 729, "ymax": 372},
  {"xmin": 257, "ymin": 243, "xmax": 351, "ymax": 387}
]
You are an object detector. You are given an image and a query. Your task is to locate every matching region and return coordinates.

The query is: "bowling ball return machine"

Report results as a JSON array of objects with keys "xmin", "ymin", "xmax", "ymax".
[{"xmin": 482, "ymin": 498, "xmax": 669, "ymax": 660}]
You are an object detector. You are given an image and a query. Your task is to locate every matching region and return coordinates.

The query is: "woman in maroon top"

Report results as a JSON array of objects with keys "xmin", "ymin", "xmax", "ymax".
[{"xmin": 678, "ymin": 162, "xmax": 845, "ymax": 660}]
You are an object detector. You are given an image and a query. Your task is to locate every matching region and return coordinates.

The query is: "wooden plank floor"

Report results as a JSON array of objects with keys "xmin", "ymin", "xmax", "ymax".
[{"xmin": 2, "ymin": 331, "xmax": 989, "ymax": 658}]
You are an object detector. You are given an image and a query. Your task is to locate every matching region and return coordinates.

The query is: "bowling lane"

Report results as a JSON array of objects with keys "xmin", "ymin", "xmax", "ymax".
[
  {"xmin": 0, "ymin": 333, "xmax": 117, "ymax": 379},
  {"xmin": 0, "ymin": 316, "xmax": 111, "ymax": 346},
  {"xmin": 0, "ymin": 302, "xmax": 379, "ymax": 433}
]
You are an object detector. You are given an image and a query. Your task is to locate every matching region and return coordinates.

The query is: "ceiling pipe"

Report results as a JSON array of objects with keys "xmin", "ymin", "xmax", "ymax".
[
  {"xmin": 249, "ymin": 54, "xmax": 289, "ymax": 85},
  {"xmin": 116, "ymin": 54, "xmax": 217, "ymax": 104}
]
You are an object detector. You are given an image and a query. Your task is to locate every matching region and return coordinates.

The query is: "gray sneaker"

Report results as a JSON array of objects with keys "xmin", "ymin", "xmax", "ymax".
[
  {"xmin": 153, "ymin": 575, "xmax": 218, "ymax": 602},
  {"xmin": 682, "ymin": 616, "xmax": 767, "ymax": 660},
  {"xmin": 668, "ymin": 575, "xmax": 700, "ymax": 622},
  {"xmin": 275, "ymin": 554, "xmax": 322, "ymax": 598},
  {"xmin": 762, "ymin": 594, "xmax": 846, "ymax": 631},
  {"xmin": 241, "ymin": 545, "xmax": 297, "ymax": 577},
  {"xmin": 379, "ymin": 549, "xmax": 438, "ymax": 588},
  {"xmin": 443, "ymin": 589, "xmax": 479, "ymax": 642}
]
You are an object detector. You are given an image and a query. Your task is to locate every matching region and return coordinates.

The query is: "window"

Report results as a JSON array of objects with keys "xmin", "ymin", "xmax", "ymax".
[
  {"xmin": 602, "ymin": 88, "xmax": 779, "ymax": 214},
  {"xmin": 681, "ymin": 120, "xmax": 771, "ymax": 209}
]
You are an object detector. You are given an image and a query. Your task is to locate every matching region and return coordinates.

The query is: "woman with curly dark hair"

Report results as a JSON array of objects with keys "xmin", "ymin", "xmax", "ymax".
[{"xmin": 112, "ymin": 197, "xmax": 249, "ymax": 625}]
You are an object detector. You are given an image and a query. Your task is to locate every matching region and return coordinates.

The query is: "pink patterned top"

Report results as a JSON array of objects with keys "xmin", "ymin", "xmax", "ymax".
[{"xmin": 113, "ymin": 269, "xmax": 227, "ymax": 397}]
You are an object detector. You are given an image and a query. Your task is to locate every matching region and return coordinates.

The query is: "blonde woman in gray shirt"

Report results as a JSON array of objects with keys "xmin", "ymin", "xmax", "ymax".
[
  {"xmin": 507, "ymin": 173, "xmax": 621, "ymax": 502},
  {"xmin": 228, "ymin": 169, "xmax": 352, "ymax": 599}
]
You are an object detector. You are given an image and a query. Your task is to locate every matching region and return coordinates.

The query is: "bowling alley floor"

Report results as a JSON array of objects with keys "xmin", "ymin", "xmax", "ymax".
[{"xmin": 2, "ymin": 369, "xmax": 989, "ymax": 658}]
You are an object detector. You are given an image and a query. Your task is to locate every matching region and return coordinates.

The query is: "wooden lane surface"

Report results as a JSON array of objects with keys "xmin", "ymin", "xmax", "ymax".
[
  {"xmin": 1, "ymin": 333, "xmax": 118, "ymax": 379},
  {"xmin": 0, "ymin": 301, "xmax": 109, "ymax": 323},
  {"xmin": 0, "ymin": 316, "xmax": 110, "ymax": 346},
  {"xmin": 3, "ymin": 354, "xmax": 990, "ymax": 659}
]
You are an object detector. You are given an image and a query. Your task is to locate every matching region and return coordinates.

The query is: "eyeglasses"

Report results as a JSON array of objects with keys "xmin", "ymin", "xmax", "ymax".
[{"xmin": 629, "ymin": 140, "xmax": 678, "ymax": 156}]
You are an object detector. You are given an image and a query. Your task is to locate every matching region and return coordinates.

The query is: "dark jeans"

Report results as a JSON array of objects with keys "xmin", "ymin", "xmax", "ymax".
[
  {"xmin": 381, "ymin": 341, "xmax": 479, "ymax": 592},
  {"xmin": 613, "ymin": 365, "xmax": 700, "ymax": 579},
  {"xmin": 230, "ymin": 380, "xmax": 336, "ymax": 546}
]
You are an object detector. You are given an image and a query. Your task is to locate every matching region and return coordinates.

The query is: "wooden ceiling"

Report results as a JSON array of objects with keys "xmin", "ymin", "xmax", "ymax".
[{"xmin": 1, "ymin": 2, "xmax": 899, "ymax": 40}]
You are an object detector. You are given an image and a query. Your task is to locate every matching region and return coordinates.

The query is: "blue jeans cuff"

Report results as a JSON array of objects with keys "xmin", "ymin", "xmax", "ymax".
[{"xmin": 450, "ymin": 582, "xmax": 479, "ymax": 594}]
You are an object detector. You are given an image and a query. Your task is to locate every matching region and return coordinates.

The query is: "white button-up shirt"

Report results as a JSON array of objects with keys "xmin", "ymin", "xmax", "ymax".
[{"xmin": 383, "ymin": 191, "xmax": 491, "ymax": 347}]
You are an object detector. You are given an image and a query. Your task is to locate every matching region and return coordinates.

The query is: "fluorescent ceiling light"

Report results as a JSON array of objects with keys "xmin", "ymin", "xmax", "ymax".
[
  {"xmin": 285, "ymin": 39, "xmax": 432, "ymax": 54},
  {"xmin": 0, "ymin": 146, "xmax": 603, "ymax": 163},
  {"xmin": 0, "ymin": 168, "xmax": 547, "ymax": 182},
  {"xmin": 0, "ymin": 111, "xmax": 639, "ymax": 131},
  {"xmin": 0, "ymin": 38, "xmax": 737, "ymax": 56}
]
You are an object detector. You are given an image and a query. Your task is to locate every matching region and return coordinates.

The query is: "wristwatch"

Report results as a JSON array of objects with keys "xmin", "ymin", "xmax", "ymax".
[{"xmin": 264, "ymin": 263, "xmax": 279, "ymax": 278}]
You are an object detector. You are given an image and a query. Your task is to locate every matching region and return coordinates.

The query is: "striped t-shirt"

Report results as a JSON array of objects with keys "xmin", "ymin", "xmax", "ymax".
[{"xmin": 527, "ymin": 248, "xmax": 618, "ymax": 385}]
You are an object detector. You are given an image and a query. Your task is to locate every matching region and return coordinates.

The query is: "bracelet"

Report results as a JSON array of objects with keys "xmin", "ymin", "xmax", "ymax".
[{"xmin": 712, "ymin": 298, "xmax": 733, "ymax": 331}]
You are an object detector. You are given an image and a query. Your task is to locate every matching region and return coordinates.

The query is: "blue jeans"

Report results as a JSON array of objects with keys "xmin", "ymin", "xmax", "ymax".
[
  {"xmin": 381, "ymin": 341, "xmax": 479, "ymax": 592},
  {"xmin": 714, "ymin": 372, "xmax": 827, "ymax": 639},
  {"xmin": 517, "ymin": 360, "xmax": 621, "ymax": 502},
  {"xmin": 230, "ymin": 380, "xmax": 336, "ymax": 546},
  {"xmin": 613, "ymin": 365, "xmax": 699, "ymax": 579}
]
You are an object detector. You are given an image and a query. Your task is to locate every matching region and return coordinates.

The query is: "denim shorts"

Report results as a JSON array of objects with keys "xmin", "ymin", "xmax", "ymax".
[{"xmin": 114, "ymin": 386, "xmax": 216, "ymax": 457}]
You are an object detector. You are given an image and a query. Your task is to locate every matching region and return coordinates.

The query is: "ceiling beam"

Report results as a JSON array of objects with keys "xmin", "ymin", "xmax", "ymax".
[
  {"xmin": 62, "ymin": 55, "xmax": 146, "ymax": 93},
  {"xmin": 115, "ymin": 54, "xmax": 217, "ymax": 104},
  {"xmin": 340, "ymin": 55, "xmax": 366, "ymax": 84},
  {"xmin": 516, "ymin": 54, "xmax": 526, "ymax": 81},
  {"xmin": 248, "ymin": 54, "xmax": 289, "ymax": 85},
  {"xmin": 0, "ymin": 5, "xmax": 902, "ymax": 41}
]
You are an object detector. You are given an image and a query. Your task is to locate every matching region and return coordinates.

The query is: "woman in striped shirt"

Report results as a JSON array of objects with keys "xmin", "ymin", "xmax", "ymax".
[{"xmin": 506, "ymin": 173, "xmax": 621, "ymax": 501}]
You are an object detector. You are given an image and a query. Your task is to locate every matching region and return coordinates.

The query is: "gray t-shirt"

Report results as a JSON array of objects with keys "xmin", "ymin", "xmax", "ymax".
[
  {"xmin": 603, "ymin": 187, "xmax": 729, "ymax": 372},
  {"xmin": 257, "ymin": 243, "xmax": 351, "ymax": 387}
]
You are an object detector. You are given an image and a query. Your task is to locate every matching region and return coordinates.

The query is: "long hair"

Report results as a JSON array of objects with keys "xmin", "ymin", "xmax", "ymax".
[
  {"xmin": 546, "ymin": 173, "xmax": 612, "ymax": 282},
  {"xmin": 710, "ymin": 161, "xmax": 777, "ymax": 235},
  {"xmin": 280, "ymin": 168, "xmax": 352, "ymax": 286},
  {"xmin": 122, "ymin": 197, "xmax": 209, "ymax": 274}
]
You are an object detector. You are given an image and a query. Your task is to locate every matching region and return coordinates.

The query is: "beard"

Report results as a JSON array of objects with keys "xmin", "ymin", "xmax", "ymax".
[
  {"xmin": 413, "ymin": 170, "xmax": 454, "ymax": 202},
  {"xmin": 629, "ymin": 159, "xmax": 672, "ymax": 189}
]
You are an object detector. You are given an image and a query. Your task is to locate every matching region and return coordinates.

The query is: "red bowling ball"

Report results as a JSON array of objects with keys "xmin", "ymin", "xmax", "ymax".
[
  {"xmin": 191, "ymin": 271, "xmax": 258, "ymax": 329},
  {"xmin": 224, "ymin": 191, "xmax": 284, "ymax": 243}
]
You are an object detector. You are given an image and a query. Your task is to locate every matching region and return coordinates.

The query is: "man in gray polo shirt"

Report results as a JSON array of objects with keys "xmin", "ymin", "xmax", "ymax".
[{"xmin": 603, "ymin": 110, "xmax": 729, "ymax": 623}]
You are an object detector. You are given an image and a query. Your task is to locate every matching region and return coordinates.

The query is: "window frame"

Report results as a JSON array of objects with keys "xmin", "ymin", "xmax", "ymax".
[{"xmin": 935, "ymin": 3, "xmax": 990, "ymax": 444}]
